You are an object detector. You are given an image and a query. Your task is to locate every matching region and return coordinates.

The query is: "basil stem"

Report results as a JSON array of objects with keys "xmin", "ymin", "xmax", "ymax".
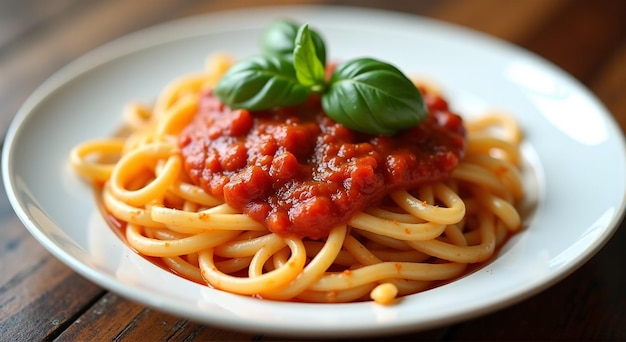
[
  {"xmin": 261, "ymin": 19, "xmax": 326, "ymax": 64},
  {"xmin": 322, "ymin": 58, "xmax": 427, "ymax": 136},
  {"xmin": 293, "ymin": 24, "xmax": 326, "ymax": 92},
  {"xmin": 214, "ymin": 55, "xmax": 310, "ymax": 111}
]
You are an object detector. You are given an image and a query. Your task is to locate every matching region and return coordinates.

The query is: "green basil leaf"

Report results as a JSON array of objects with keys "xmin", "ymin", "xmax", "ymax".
[
  {"xmin": 261, "ymin": 19, "xmax": 326, "ymax": 64},
  {"xmin": 322, "ymin": 58, "xmax": 427, "ymax": 135},
  {"xmin": 214, "ymin": 55, "xmax": 310, "ymax": 111},
  {"xmin": 293, "ymin": 24, "xmax": 326, "ymax": 90}
]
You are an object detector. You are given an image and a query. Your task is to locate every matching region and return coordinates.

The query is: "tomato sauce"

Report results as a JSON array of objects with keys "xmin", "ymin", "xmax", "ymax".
[{"xmin": 179, "ymin": 89, "xmax": 466, "ymax": 240}]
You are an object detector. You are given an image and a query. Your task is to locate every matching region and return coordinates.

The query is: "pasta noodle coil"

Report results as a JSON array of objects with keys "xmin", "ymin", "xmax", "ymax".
[{"xmin": 69, "ymin": 53, "xmax": 525, "ymax": 305}]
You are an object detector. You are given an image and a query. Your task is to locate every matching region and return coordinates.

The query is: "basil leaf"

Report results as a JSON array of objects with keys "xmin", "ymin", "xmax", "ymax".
[
  {"xmin": 214, "ymin": 55, "xmax": 310, "ymax": 111},
  {"xmin": 261, "ymin": 19, "xmax": 326, "ymax": 64},
  {"xmin": 293, "ymin": 24, "xmax": 326, "ymax": 91},
  {"xmin": 322, "ymin": 58, "xmax": 427, "ymax": 135}
]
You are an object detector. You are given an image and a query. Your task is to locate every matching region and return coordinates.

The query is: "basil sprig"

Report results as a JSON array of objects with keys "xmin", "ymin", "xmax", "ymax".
[
  {"xmin": 214, "ymin": 20, "xmax": 427, "ymax": 136},
  {"xmin": 293, "ymin": 24, "xmax": 326, "ymax": 92},
  {"xmin": 212, "ymin": 55, "xmax": 310, "ymax": 111},
  {"xmin": 261, "ymin": 20, "xmax": 326, "ymax": 64}
]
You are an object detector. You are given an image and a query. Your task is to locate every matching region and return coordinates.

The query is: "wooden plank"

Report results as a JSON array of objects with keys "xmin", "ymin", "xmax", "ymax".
[
  {"xmin": 55, "ymin": 292, "xmax": 257, "ymax": 341},
  {"xmin": 0, "ymin": 218, "xmax": 57, "ymax": 314},
  {"xmin": 0, "ymin": 0, "xmax": 82, "ymax": 50},
  {"xmin": 429, "ymin": 0, "xmax": 571, "ymax": 43},
  {"xmin": 261, "ymin": 327, "xmax": 449, "ymax": 341},
  {"xmin": 0, "ymin": 187, "xmax": 104, "ymax": 334},
  {"xmin": 176, "ymin": 0, "xmax": 333, "ymax": 16},
  {"xmin": 521, "ymin": 0, "xmax": 626, "ymax": 83},
  {"xmin": 592, "ymin": 43, "xmax": 626, "ymax": 132},
  {"xmin": 52, "ymin": 292, "xmax": 145, "ymax": 341},
  {"xmin": 0, "ymin": 254, "xmax": 104, "ymax": 341}
]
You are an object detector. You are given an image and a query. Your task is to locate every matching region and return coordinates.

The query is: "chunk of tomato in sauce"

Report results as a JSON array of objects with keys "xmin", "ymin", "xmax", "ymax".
[{"xmin": 180, "ymin": 91, "xmax": 465, "ymax": 240}]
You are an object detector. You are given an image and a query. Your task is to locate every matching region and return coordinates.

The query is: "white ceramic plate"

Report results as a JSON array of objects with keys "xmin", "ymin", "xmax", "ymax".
[{"xmin": 3, "ymin": 6, "xmax": 626, "ymax": 338}]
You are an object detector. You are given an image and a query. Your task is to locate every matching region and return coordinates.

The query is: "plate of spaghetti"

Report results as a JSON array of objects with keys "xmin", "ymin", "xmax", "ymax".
[{"xmin": 3, "ymin": 5, "xmax": 625, "ymax": 338}]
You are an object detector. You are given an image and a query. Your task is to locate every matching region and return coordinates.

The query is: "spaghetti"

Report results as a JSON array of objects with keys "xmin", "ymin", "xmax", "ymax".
[{"xmin": 70, "ymin": 53, "xmax": 524, "ymax": 304}]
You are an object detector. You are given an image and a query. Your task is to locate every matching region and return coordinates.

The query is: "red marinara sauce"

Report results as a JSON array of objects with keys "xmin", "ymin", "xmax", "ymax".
[{"xmin": 179, "ymin": 89, "xmax": 466, "ymax": 240}]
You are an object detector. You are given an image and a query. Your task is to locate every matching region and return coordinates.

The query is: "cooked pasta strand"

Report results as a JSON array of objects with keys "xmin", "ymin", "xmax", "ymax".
[{"xmin": 69, "ymin": 53, "xmax": 525, "ymax": 305}]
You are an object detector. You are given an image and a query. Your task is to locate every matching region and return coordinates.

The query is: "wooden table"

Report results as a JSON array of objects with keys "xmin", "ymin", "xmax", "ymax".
[{"xmin": 1, "ymin": 0, "xmax": 625, "ymax": 340}]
